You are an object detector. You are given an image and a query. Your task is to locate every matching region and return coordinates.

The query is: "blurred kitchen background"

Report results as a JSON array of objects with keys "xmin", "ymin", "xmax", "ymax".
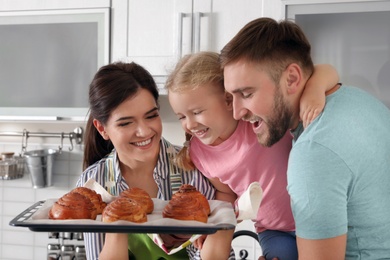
[{"xmin": 1, "ymin": 0, "xmax": 389, "ymax": 259}]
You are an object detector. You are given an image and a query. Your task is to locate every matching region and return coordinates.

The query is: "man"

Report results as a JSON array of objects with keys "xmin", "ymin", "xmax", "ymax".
[{"xmin": 220, "ymin": 17, "xmax": 390, "ymax": 260}]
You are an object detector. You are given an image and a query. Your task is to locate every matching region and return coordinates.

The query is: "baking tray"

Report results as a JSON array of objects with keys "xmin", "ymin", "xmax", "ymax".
[{"xmin": 9, "ymin": 199, "xmax": 236, "ymax": 234}]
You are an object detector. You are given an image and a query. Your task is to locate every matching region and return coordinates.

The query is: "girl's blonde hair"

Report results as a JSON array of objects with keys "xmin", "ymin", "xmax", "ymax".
[{"xmin": 166, "ymin": 51, "xmax": 224, "ymax": 170}]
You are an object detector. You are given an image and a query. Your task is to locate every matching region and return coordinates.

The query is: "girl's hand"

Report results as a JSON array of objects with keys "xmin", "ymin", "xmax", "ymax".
[
  {"xmin": 300, "ymin": 63, "xmax": 339, "ymax": 128},
  {"xmin": 299, "ymin": 91, "xmax": 325, "ymax": 129},
  {"xmin": 193, "ymin": 235, "xmax": 207, "ymax": 249}
]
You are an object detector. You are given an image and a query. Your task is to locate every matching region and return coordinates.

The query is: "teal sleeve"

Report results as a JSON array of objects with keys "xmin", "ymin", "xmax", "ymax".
[{"xmin": 287, "ymin": 141, "xmax": 351, "ymax": 239}]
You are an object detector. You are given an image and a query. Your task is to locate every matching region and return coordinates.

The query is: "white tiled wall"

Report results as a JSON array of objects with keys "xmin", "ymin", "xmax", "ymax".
[
  {"xmin": 0, "ymin": 139, "xmax": 85, "ymax": 260},
  {"xmin": 0, "ymin": 151, "xmax": 81, "ymax": 260}
]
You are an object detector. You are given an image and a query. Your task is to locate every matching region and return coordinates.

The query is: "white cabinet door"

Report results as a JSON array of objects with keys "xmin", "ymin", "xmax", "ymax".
[
  {"xmin": 208, "ymin": 0, "xmax": 263, "ymax": 52},
  {"xmin": 262, "ymin": 0, "xmax": 285, "ymax": 20},
  {"xmin": 111, "ymin": 0, "xmax": 264, "ymax": 79},
  {"xmin": 111, "ymin": 0, "xmax": 192, "ymax": 77}
]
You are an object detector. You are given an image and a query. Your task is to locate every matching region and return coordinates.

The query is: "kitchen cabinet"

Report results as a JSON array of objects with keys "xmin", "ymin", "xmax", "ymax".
[
  {"xmin": 262, "ymin": 0, "xmax": 284, "ymax": 20},
  {"xmin": 0, "ymin": 0, "xmax": 109, "ymax": 11},
  {"xmin": 111, "ymin": 0, "xmax": 265, "ymax": 91},
  {"xmin": 0, "ymin": 0, "xmax": 110, "ymax": 120},
  {"xmin": 280, "ymin": 0, "xmax": 387, "ymax": 17},
  {"xmin": 0, "ymin": 0, "xmax": 282, "ymax": 119}
]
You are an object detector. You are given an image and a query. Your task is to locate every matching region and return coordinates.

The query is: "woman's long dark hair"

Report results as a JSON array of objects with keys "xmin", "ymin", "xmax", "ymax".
[{"xmin": 83, "ymin": 62, "xmax": 159, "ymax": 170}]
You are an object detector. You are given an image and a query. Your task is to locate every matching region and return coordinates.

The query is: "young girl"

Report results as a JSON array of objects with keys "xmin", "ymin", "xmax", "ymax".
[{"xmin": 166, "ymin": 51, "xmax": 339, "ymax": 260}]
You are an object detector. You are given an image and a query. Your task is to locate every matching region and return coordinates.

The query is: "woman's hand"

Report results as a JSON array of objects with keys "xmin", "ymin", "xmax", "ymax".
[{"xmin": 99, "ymin": 233, "xmax": 129, "ymax": 260}]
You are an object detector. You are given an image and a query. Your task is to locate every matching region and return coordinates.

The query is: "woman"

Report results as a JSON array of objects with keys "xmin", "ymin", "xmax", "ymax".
[{"xmin": 76, "ymin": 61, "xmax": 218, "ymax": 260}]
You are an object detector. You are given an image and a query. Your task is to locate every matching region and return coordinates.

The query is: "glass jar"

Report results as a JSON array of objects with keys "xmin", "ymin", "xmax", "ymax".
[{"xmin": 0, "ymin": 152, "xmax": 25, "ymax": 180}]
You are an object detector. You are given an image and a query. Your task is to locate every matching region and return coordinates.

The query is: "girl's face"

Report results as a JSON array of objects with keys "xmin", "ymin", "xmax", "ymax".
[
  {"xmin": 94, "ymin": 88, "xmax": 162, "ymax": 165},
  {"xmin": 168, "ymin": 82, "xmax": 237, "ymax": 146}
]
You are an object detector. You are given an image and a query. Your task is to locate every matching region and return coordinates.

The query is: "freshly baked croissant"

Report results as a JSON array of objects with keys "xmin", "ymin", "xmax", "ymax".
[
  {"xmin": 163, "ymin": 184, "xmax": 210, "ymax": 223},
  {"xmin": 71, "ymin": 187, "xmax": 107, "ymax": 215},
  {"xmin": 102, "ymin": 197, "xmax": 147, "ymax": 223},
  {"xmin": 120, "ymin": 187, "xmax": 154, "ymax": 214},
  {"xmin": 49, "ymin": 192, "xmax": 97, "ymax": 220}
]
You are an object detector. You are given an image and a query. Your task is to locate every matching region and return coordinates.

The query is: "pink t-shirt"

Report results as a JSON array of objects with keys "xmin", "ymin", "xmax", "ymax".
[{"xmin": 190, "ymin": 120, "xmax": 295, "ymax": 233}]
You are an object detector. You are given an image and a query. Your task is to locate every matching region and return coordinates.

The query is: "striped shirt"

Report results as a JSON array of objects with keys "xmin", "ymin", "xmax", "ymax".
[{"xmin": 76, "ymin": 137, "xmax": 216, "ymax": 260}]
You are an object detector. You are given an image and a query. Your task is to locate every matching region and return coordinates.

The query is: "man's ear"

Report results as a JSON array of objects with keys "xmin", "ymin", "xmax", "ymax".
[
  {"xmin": 93, "ymin": 119, "xmax": 109, "ymax": 140},
  {"xmin": 285, "ymin": 63, "xmax": 302, "ymax": 95},
  {"xmin": 225, "ymin": 92, "xmax": 234, "ymax": 110}
]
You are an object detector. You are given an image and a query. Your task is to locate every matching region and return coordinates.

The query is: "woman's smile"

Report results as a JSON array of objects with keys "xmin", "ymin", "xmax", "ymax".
[{"xmin": 131, "ymin": 137, "xmax": 153, "ymax": 147}]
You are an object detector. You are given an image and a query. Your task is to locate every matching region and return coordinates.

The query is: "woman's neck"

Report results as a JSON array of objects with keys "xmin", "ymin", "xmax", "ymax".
[{"xmin": 119, "ymin": 156, "xmax": 159, "ymax": 197}]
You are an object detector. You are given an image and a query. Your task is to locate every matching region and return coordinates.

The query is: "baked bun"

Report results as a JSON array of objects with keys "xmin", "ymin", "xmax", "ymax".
[
  {"xmin": 49, "ymin": 192, "xmax": 97, "ymax": 220},
  {"xmin": 102, "ymin": 197, "xmax": 147, "ymax": 223},
  {"xmin": 174, "ymin": 184, "xmax": 210, "ymax": 215},
  {"xmin": 163, "ymin": 184, "xmax": 210, "ymax": 223},
  {"xmin": 120, "ymin": 187, "xmax": 154, "ymax": 214},
  {"xmin": 71, "ymin": 187, "xmax": 107, "ymax": 215}
]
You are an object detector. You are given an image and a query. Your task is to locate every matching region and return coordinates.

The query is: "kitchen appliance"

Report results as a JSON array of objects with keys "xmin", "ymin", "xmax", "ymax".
[
  {"xmin": 285, "ymin": 0, "xmax": 390, "ymax": 108},
  {"xmin": 60, "ymin": 245, "xmax": 75, "ymax": 260},
  {"xmin": 0, "ymin": 8, "xmax": 110, "ymax": 120},
  {"xmin": 75, "ymin": 245, "xmax": 86, "ymax": 260},
  {"xmin": 47, "ymin": 232, "xmax": 85, "ymax": 260},
  {"xmin": 47, "ymin": 243, "xmax": 61, "ymax": 260}
]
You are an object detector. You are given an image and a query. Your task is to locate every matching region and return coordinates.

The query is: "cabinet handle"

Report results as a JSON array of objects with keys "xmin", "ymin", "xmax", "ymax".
[
  {"xmin": 193, "ymin": 12, "xmax": 204, "ymax": 53},
  {"xmin": 0, "ymin": 116, "xmax": 58, "ymax": 121},
  {"xmin": 177, "ymin": 12, "xmax": 191, "ymax": 59},
  {"xmin": 178, "ymin": 12, "xmax": 184, "ymax": 58}
]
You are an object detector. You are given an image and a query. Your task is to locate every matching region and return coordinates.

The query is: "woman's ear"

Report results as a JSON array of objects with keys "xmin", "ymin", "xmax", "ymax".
[
  {"xmin": 225, "ymin": 92, "xmax": 234, "ymax": 110},
  {"xmin": 285, "ymin": 63, "xmax": 302, "ymax": 95},
  {"xmin": 93, "ymin": 119, "xmax": 109, "ymax": 140}
]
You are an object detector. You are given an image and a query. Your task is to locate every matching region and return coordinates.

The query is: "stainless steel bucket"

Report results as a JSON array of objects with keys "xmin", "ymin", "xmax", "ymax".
[{"xmin": 24, "ymin": 149, "xmax": 57, "ymax": 188}]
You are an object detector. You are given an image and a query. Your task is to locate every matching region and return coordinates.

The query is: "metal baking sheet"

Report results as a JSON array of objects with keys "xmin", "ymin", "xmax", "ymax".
[{"xmin": 9, "ymin": 199, "xmax": 236, "ymax": 234}]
